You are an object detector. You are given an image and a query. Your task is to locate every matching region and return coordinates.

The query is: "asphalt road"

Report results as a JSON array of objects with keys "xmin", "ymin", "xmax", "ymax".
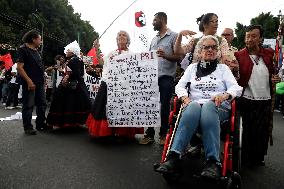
[{"xmin": 0, "ymin": 105, "xmax": 284, "ymax": 189}]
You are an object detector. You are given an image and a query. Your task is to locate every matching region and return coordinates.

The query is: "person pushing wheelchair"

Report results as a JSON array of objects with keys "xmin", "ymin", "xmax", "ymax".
[{"xmin": 156, "ymin": 35, "xmax": 242, "ymax": 179}]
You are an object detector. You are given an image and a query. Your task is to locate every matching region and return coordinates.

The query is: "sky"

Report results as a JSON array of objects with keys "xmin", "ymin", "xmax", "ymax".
[{"xmin": 68, "ymin": 0, "xmax": 283, "ymax": 53}]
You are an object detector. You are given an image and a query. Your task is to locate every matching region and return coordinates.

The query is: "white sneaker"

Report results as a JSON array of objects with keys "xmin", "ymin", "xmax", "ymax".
[
  {"xmin": 16, "ymin": 105, "xmax": 22, "ymax": 109},
  {"xmin": 5, "ymin": 106, "xmax": 15, "ymax": 110},
  {"xmin": 2, "ymin": 102, "xmax": 6, "ymax": 106}
]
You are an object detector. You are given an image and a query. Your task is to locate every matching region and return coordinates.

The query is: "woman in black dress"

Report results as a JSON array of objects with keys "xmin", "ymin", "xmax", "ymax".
[{"xmin": 47, "ymin": 43, "xmax": 91, "ymax": 128}]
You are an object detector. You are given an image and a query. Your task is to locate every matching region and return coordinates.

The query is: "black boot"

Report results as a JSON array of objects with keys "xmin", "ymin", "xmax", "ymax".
[
  {"xmin": 254, "ymin": 156, "xmax": 265, "ymax": 166},
  {"xmin": 201, "ymin": 159, "xmax": 221, "ymax": 179},
  {"xmin": 24, "ymin": 128, "xmax": 37, "ymax": 135},
  {"xmin": 156, "ymin": 151, "xmax": 181, "ymax": 174}
]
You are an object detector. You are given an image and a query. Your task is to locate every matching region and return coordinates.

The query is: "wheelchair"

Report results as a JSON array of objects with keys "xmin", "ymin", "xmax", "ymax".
[{"xmin": 154, "ymin": 96, "xmax": 242, "ymax": 189}]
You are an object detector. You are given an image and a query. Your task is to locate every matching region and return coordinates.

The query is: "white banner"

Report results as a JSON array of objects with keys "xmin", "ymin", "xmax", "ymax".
[
  {"xmin": 263, "ymin": 38, "xmax": 276, "ymax": 50},
  {"xmin": 133, "ymin": 11, "xmax": 149, "ymax": 52},
  {"xmin": 106, "ymin": 51, "xmax": 160, "ymax": 127},
  {"xmin": 85, "ymin": 74, "xmax": 101, "ymax": 100}
]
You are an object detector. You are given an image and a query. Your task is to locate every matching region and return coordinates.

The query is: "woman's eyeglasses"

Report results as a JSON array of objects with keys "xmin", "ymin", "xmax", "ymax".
[{"xmin": 202, "ymin": 45, "xmax": 217, "ymax": 50}]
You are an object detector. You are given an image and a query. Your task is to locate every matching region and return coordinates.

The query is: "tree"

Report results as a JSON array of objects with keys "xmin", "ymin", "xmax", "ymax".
[
  {"xmin": 233, "ymin": 22, "xmax": 246, "ymax": 49},
  {"xmin": 0, "ymin": 0, "xmax": 99, "ymax": 65},
  {"xmin": 233, "ymin": 12, "xmax": 280, "ymax": 49}
]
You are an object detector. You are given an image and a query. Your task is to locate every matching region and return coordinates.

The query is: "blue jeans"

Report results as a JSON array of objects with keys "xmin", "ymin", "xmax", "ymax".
[
  {"xmin": 146, "ymin": 76, "xmax": 174, "ymax": 137},
  {"xmin": 22, "ymin": 83, "xmax": 47, "ymax": 130},
  {"xmin": 170, "ymin": 101, "xmax": 229, "ymax": 162}
]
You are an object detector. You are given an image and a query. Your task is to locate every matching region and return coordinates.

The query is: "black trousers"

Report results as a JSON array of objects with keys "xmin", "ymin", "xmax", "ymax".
[
  {"xmin": 22, "ymin": 83, "xmax": 46, "ymax": 130},
  {"xmin": 6, "ymin": 83, "xmax": 19, "ymax": 107},
  {"xmin": 146, "ymin": 76, "xmax": 174, "ymax": 137},
  {"xmin": 238, "ymin": 97, "xmax": 272, "ymax": 163}
]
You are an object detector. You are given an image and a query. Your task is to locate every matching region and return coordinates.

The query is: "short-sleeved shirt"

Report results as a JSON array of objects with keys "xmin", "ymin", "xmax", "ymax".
[
  {"xmin": 16, "ymin": 44, "xmax": 45, "ymax": 84},
  {"xmin": 150, "ymin": 29, "xmax": 178, "ymax": 78},
  {"xmin": 10, "ymin": 63, "xmax": 17, "ymax": 84}
]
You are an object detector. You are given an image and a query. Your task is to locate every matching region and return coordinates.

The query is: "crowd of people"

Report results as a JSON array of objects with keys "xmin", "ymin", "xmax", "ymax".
[
  {"xmin": 1, "ymin": 11, "xmax": 284, "ymax": 182},
  {"xmin": 0, "ymin": 60, "xmax": 22, "ymax": 110}
]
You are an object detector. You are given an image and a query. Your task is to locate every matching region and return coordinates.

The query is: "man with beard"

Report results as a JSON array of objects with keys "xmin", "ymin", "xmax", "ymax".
[
  {"xmin": 139, "ymin": 12, "xmax": 180, "ymax": 145},
  {"xmin": 235, "ymin": 25, "xmax": 280, "ymax": 166},
  {"xmin": 16, "ymin": 30, "xmax": 48, "ymax": 135}
]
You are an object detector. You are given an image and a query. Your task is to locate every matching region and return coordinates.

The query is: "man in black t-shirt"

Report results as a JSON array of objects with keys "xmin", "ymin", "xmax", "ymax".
[{"xmin": 16, "ymin": 30, "xmax": 48, "ymax": 135}]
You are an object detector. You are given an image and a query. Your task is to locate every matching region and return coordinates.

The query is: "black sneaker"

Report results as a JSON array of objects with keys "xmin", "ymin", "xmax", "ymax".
[
  {"xmin": 201, "ymin": 159, "xmax": 221, "ymax": 179},
  {"xmin": 36, "ymin": 124, "xmax": 53, "ymax": 132},
  {"xmin": 254, "ymin": 160, "xmax": 265, "ymax": 166},
  {"xmin": 254, "ymin": 156, "xmax": 265, "ymax": 166},
  {"xmin": 24, "ymin": 128, "xmax": 37, "ymax": 135}
]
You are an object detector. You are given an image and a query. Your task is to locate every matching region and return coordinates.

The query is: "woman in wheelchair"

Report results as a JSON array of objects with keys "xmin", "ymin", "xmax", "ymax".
[{"xmin": 156, "ymin": 35, "xmax": 242, "ymax": 180}]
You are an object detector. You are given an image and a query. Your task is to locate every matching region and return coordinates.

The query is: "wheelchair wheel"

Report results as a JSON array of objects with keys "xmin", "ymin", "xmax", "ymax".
[
  {"xmin": 226, "ymin": 172, "xmax": 242, "ymax": 189},
  {"xmin": 232, "ymin": 110, "xmax": 242, "ymax": 173}
]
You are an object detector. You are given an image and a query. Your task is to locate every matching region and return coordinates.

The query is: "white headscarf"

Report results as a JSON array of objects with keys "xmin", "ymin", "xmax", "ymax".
[{"xmin": 64, "ymin": 41, "xmax": 81, "ymax": 57}]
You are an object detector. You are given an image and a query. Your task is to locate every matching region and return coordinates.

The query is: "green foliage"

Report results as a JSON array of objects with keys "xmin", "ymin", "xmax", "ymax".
[
  {"xmin": 0, "ymin": 0, "xmax": 98, "ymax": 65},
  {"xmin": 250, "ymin": 12, "xmax": 280, "ymax": 39},
  {"xmin": 233, "ymin": 12, "xmax": 280, "ymax": 49},
  {"xmin": 233, "ymin": 22, "xmax": 246, "ymax": 49}
]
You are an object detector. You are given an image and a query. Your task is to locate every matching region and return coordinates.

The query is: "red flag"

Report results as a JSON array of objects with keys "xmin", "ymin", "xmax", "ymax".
[
  {"xmin": 87, "ymin": 48, "xmax": 98, "ymax": 65},
  {"xmin": 87, "ymin": 48, "xmax": 103, "ymax": 65},
  {"xmin": 0, "ymin": 53, "xmax": 13, "ymax": 70}
]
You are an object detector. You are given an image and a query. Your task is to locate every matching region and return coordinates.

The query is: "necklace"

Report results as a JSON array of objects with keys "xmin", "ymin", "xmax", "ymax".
[{"xmin": 250, "ymin": 55, "xmax": 260, "ymax": 65}]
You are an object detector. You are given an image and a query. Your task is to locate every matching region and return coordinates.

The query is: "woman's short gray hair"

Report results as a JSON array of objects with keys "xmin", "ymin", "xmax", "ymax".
[
  {"xmin": 116, "ymin": 30, "xmax": 131, "ymax": 47},
  {"xmin": 196, "ymin": 35, "xmax": 219, "ymax": 53}
]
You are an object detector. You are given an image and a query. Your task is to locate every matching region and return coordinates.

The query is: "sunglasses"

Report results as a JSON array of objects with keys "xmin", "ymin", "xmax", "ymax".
[
  {"xmin": 221, "ymin": 33, "xmax": 232, "ymax": 36},
  {"xmin": 202, "ymin": 45, "xmax": 217, "ymax": 50}
]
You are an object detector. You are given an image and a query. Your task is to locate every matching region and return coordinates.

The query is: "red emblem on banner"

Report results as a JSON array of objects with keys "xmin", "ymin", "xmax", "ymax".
[{"xmin": 135, "ymin": 11, "xmax": 146, "ymax": 27}]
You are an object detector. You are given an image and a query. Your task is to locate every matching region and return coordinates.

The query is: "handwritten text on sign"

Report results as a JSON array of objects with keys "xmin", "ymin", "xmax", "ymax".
[
  {"xmin": 85, "ymin": 74, "xmax": 101, "ymax": 100},
  {"xmin": 106, "ymin": 51, "xmax": 160, "ymax": 127}
]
